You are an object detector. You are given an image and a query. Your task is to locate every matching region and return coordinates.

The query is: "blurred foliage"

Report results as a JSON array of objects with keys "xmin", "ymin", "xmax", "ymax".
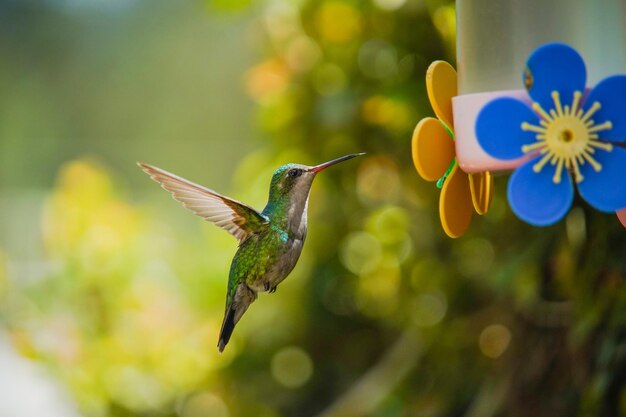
[{"xmin": 0, "ymin": 1, "xmax": 625, "ymax": 417}]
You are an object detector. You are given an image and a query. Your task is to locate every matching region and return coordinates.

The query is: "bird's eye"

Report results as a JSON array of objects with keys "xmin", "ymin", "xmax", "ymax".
[{"xmin": 288, "ymin": 169, "xmax": 302, "ymax": 178}]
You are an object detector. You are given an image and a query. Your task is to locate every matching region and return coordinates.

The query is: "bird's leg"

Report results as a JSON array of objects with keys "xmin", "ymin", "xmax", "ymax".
[{"xmin": 263, "ymin": 282, "xmax": 278, "ymax": 293}]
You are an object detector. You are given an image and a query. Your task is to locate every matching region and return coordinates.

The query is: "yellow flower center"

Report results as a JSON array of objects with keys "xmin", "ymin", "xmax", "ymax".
[{"xmin": 520, "ymin": 91, "xmax": 614, "ymax": 184}]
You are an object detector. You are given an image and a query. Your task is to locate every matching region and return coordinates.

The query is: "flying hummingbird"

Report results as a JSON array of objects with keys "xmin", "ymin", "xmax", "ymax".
[{"xmin": 138, "ymin": 153, "xmax": 364, "ymax": 352}]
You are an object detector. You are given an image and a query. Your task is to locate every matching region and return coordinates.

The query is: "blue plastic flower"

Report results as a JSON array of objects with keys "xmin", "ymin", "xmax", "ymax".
[{"xmin": 476, "ymin": 43, "xmax": 626, "ymax": 226}]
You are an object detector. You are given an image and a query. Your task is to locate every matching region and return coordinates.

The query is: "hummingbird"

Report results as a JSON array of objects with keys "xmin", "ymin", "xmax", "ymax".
[{"xmin": 138, "ymin": 153, "xmax": 364, "ymax": 352}]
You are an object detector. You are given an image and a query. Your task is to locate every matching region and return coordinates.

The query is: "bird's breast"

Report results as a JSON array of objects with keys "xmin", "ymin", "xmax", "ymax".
[
  {"xmin": 267, "ymin": 236, "xmax": 305, "ymax": 282},
  {"xmin": 244, "ymin": 230, "xmax": 306, "ymax": 293}
]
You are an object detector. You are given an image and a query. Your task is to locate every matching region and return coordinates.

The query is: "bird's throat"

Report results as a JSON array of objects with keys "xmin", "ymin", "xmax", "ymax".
[{"xmin": 263, "ymin": 193, "xmax": 310, "ymax": 237}]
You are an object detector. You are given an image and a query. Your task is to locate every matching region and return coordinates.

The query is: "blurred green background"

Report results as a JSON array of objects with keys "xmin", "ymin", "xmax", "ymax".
[{"xmin": 0, "ymin": 1, "xmax": 624, "ymax": 416}]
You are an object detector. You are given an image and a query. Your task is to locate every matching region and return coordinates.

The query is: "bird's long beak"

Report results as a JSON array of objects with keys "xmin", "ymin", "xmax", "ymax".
[{"xmin": 308, "ymin": 153, "xmax": 365, "ymax": 173}]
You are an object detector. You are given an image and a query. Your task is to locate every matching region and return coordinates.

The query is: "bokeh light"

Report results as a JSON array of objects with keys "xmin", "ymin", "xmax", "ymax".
[
  {"xmin": 356, "ymin": 156, "xmax": 401, "ymax": 203},
  {"xmin": 264, "ymin": 1, "xmax": 300, "ymax": 42},
  {"xmin": 315, "ymin": 2, "xmax": 362, "ymax": 44},
  {"xmin": 365, "ymin": 205, "xmax": 409, "ymax": 246},
  {"xmin": 361, "ymin": 96, "xmax": 412, "ymax": 131},
  {"xmin": 270, "ymin": 346, "xmax": 314, "ymax": 388},
  {"xmin": 565, "ymin": 207, "xmax": 586, "ymax": 248},
  {"xmin": 478, "ymin": 324, "xmax": 512, "ymax": 359},
  {"xmin": 355, "ymin": 255, "xmax": 401, "ymax": 318},
  {"xmin": 411, "ymin": 292, "xmax": 447, "ymax": 327},
  {"xmin": 373, "ymin": 0, "xmax": 407, "ymax": 11},
  {"xmin": 180, "ymin": 391, "xmax": 230, "ymax": 417},
  {"xmin": 245, "ymin": 59, "xmax": 291, "ymax": 103},
  {"xmin": 284, "ymin": 36, "xmax": 322, "ymax": 73},
  {"xmin": 340, "ymin": 231, "xmax": 383, "ymax": 275}
]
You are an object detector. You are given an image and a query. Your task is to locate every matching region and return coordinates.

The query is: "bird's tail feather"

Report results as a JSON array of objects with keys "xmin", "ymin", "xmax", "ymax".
[
  {"xmin": 217, "ymin": 284, "xmax": 256, "ymax": 353},
  {"xmin": 218, "ymin": 306, "xmax": 237, "ymax": 353}
]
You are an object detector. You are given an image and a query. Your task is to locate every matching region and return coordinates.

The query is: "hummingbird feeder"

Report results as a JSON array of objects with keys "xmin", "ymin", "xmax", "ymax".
[{"xmin": 412, "ymin": 0, "xmax": 626, "ymax": 237}]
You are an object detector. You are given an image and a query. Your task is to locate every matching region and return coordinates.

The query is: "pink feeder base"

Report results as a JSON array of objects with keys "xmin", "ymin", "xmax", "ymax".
[{"xmin": 452, "ymin": 89, "xmax": 533, "ymax": 173}]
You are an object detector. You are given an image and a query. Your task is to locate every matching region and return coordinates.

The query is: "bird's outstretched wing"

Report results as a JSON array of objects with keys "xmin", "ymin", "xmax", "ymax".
[{"xmin": 138, "ymin": 163, "xmax": 269, "ymax": 243}]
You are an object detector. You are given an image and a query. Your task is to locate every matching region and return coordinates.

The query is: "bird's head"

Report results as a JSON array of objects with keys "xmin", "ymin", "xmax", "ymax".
[{"xmin": 268, "ymin": 153, "xmax": 364, "ymax": 202}]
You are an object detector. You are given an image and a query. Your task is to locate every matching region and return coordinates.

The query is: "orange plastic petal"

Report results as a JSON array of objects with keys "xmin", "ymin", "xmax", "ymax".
[
  {"xmin": 617, "ymin": 208, "xmax": 626, "ymax": 228},
  {"xmin": 412, "ymin": 118, "xmax": 455, "ymax": 181},
  {"xmin": 439, "ymin": 165, "xmax": 473, "ymax": 238},
  {"xmin": 426, "ymin": 61, "xmax": 457, "ymax": 131},
  {"xmin": 469, "ymin": 171, "xmax": 493, "ymax": 215}
]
